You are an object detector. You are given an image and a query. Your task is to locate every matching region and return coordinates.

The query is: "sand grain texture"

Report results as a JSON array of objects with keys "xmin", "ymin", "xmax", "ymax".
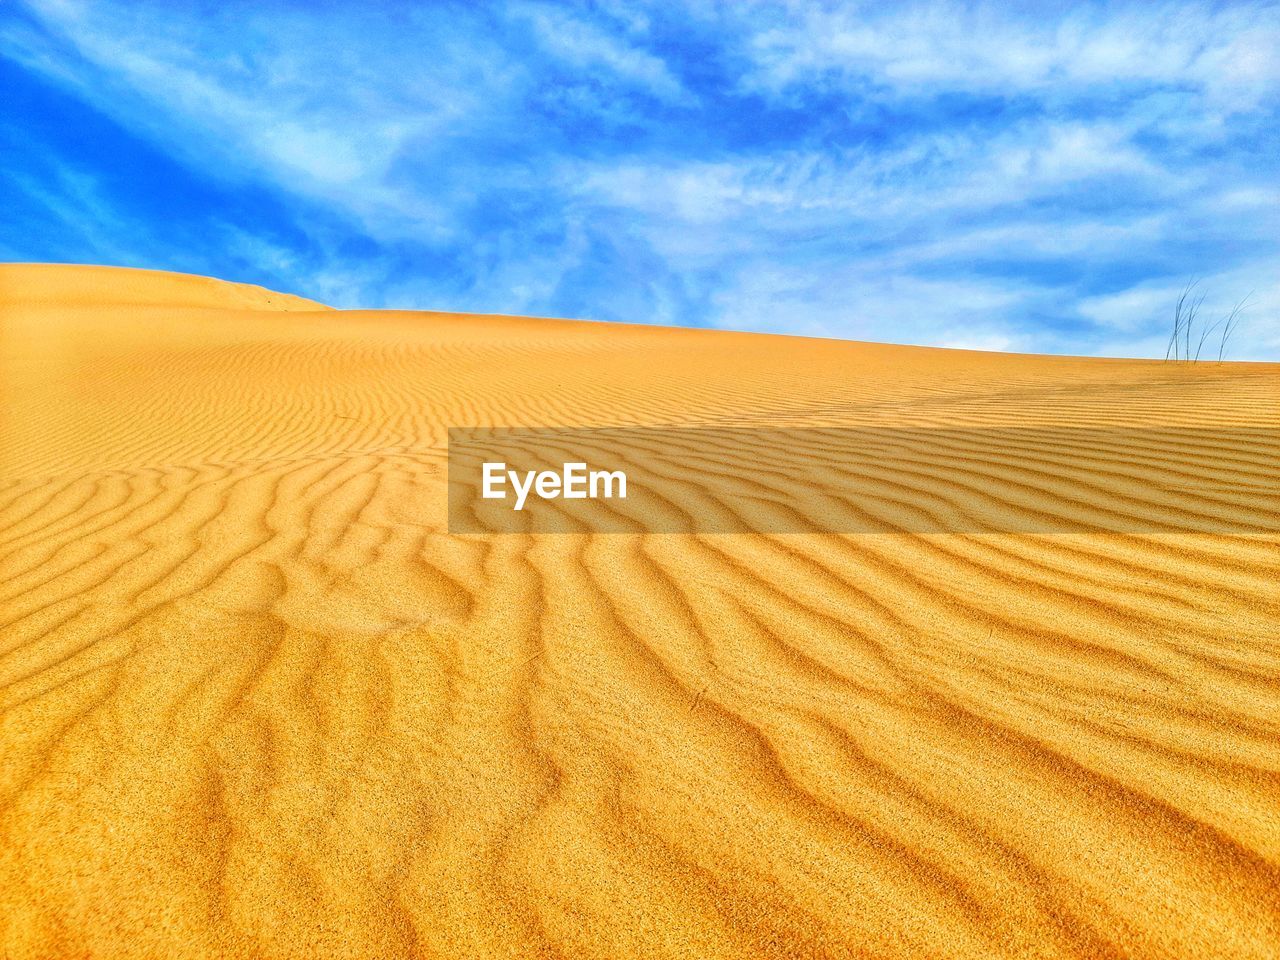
[{"xmin": 1, "ymin": 264, "xmax": 1278, "ymax": 959}]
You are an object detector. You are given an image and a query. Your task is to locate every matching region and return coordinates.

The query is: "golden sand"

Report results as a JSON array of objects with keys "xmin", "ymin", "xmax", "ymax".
[{"xmin": 1, "ymin": 264, "xmax": 1277, "ymax": 959}]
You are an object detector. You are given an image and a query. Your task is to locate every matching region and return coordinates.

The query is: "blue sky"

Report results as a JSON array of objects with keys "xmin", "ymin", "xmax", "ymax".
[{"xmin": 3, "ymin": 1, "xmax": 1278, "ymax": 358}]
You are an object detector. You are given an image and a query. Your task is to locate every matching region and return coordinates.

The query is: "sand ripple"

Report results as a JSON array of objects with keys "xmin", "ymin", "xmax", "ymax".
[{"xmin": 2, "ymin": 265, "xmax": 1278, "ymax": 959}]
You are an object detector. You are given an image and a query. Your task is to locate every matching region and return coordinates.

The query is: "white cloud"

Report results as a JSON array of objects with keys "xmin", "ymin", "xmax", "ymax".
[
  {"xmin": 737, "ymin": 1, "xmax": 1280, "ymax": 114},
  {"xmin": 579, "ymin": 110, "xmax": 1182, "ymax": 245},
  {"xmin": 707, "ymin": 262, "xmax": 1035, "ymax": 347},
  {"xmin": 12, "ymin": 0, "xmax": 503, "ymax": 233},
  {"xmin": 1078, "ymin": 284, "xmax": 1183, "ymax": 333},
  {"xmin": 513, "ymin": 3, "xmax": 689, "ymax": 103},
  {"xmin": 1079, "ymin": 260, "xmax": 1280, "ymax": 360}
]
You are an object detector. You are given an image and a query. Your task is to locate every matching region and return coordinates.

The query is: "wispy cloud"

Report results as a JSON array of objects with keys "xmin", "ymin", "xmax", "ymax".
[
  {"xmin": 737, "ymin": 1, "xmax": 1280, "ymax": 110},
  {"xmin": 2, "ymin": 0, "xmax": 1277, "ymax": 357},
  {"xmin": 514, "ymin": 2, "xmax": 691, "ymax": 104}
]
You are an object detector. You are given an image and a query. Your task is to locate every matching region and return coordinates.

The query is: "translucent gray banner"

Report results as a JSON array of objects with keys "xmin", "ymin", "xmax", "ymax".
[{"xmin": 447, "ymin": 426, "xmax": 1280, "ymax": 535}]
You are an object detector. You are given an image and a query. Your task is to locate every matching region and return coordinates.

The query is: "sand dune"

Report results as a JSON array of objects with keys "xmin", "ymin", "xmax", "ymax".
[{"xmin": 1, "ymin": 264, "xmax": 1277, "ymax": 959}]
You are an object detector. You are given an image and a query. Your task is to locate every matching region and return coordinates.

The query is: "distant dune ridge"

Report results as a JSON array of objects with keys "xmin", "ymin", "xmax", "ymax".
[{"xmin": 1, "ymin": 264, "xmax": 1278, "ymax": 959}]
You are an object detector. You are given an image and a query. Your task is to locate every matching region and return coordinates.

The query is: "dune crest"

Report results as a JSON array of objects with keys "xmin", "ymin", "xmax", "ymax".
[
  {"xmin": 1, "ymin": 265, "xmax": 1277, "ymax": 960},
  {"xmin": 0, "ymin": 263, "xmax": 330, "ymax": 312}
]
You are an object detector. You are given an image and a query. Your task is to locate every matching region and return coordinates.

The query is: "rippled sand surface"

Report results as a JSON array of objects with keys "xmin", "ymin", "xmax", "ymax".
[{"xmin": 2, "ymin": 264, "xmax": 1278, "ymax": 959}]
